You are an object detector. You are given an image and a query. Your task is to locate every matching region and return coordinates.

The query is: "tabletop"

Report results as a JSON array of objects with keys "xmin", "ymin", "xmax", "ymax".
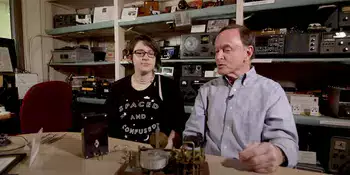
[{"xmin": 3, "ymin": 132, "xmax": 325, "ymax": 175}]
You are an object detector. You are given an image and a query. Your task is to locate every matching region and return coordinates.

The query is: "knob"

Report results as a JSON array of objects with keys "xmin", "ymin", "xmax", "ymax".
[
  {"xmin": 311, "ymin": 38, "xmax": 316, "ymax": 42},
  {"xmin": 340, "ymin": 154, "xmax": 346, "ymax": 159},
  {"xmin": 310, "ymin": 47, "xmax": 315, "ymax": 51},
  {"xmin": 339, "ymin": 41, "xmax": 344, "ymax": 45},
  {"xmin": 310, "ymin": 43, "xmax": 315, "ymax": 46},
  {"xmin": 344, "ymin": 16, "xmax": 349, "ymax": 21},
  {"xmin": 344, "ymin": 47, "xmax": 349, "ymax": 52},
  {"xmin": 181, "ymin": 81, "xmax": 187, "ymax": 86},
  {"xmin": 333, "ymin": 153, "xmax": 338, "ymax": 158}
]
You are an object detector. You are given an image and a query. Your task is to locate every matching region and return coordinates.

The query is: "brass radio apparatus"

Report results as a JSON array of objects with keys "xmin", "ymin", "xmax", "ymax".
[
  {"xmin": 118, "ymin": 133, "xmax": 209, "ymax": 175},
  {"xmin": 180, "ymin": 33, "xmax": 217, "ymax": 59}
]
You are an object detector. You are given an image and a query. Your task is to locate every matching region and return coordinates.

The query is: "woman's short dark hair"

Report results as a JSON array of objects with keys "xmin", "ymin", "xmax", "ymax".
[
  {"xmin": 124, "ymin": 35, "xmax": 161, "ymax": 69},
  {"xmin": 218, "ymin": 24, "xmax": 255, "ymax": 60}
]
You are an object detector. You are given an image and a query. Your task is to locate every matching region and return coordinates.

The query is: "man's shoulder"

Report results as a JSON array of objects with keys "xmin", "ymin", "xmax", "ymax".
[
  {"xmin": 254, "ymin": 74, "xmax": 284, "ymax": 93},
  {"xmin": 201, "ymin": 76, "xmax": 225, "ymax": 88}
]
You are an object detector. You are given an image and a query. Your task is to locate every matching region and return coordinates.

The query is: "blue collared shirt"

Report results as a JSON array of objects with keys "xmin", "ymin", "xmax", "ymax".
[{"xmin": 183, "ymin": 67, "xmax": 299, "ymax": 167}]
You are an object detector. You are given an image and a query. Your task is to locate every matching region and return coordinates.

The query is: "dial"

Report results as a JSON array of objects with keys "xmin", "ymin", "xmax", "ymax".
[{"xmin": 184, "ymin": 36, "xmax": 199, "ymax": 52}]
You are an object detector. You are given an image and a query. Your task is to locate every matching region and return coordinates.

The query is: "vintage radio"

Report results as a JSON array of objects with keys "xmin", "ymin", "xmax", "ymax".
[
  {"xmin": 160, "ymin": 46, "xmax": 179, "ymax": 59},
  {"xmin": 339, "ymin": 4, "xmax": 350, "ymax": 28},
  {"xmin": 285, "ymin": 33, "xmax": 320, "ymax": 55},
  {"xmin": 80, "ymin": 77, "xmax": 111, "ymax": 98},
  {"xmin": 255, "ymin": 34, "xmax": 285, "ymax": 56},
  {"xmin": 52, "ymin": 46, "xmax": 94, "ymax": 63},
  {"xmin": 180, "ymin": 77, "xmax": 214, "ymax": 105},
  {"xmin": 180, "ymin": 33, "xmax": 217, "ymax": 59},
  {"xmin": 54, "ymin": 14, "xmax": 92, "ymax": 28},
  {"xmin": 81, "ymin": 113, "xmax": 109, "ymax": 159},
  {"xmin": 320, "ymin": 31, "xmax": 350, "ymax": 54},
  {"xmin": 327, "ymin": 87, "xmax": 350, "ymax": 119},
  {"xmin": 182, "ymin": 65, "xmax": 202, "ymax": 77},
  {"xmin": 328, "ymin": 136, "xmax": 350, "ymax": 173}
]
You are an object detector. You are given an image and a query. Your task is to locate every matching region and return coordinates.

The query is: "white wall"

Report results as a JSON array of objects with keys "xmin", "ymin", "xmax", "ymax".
[
  {"xmin": 21, "ymin": 0, "xmax": 68, "ymax": 82},
  {"xmin": 0, "ymin": 0, "xmax": 11, "ymax": 38}
]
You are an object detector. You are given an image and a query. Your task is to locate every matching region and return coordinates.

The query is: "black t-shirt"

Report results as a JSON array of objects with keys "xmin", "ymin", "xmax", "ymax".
[{"xmin": 106, "ymin": 75, "xmax": 186, "ymax": 144}]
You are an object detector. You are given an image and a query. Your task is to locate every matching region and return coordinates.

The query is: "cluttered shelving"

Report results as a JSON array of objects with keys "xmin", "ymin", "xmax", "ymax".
[
  {"xmin": 49, "ymin": 61, "xmax": 115, "ymax": 67},
  {"xmin": 46, "ymin": 0, "xmax": 345, "ymax": 38}
]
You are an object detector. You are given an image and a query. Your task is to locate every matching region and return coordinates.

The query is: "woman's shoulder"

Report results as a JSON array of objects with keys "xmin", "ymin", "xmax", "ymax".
[
  {"xmin": 159, "ymin": 75, "xmax": 176, "ymax": 85},
  {"xmin": 110, "ymin": 75, "xmax": 131, "ymax": 90},
  {"xmin": 158, "ymin": 75, "xmax": 179, "ymax": 93}
]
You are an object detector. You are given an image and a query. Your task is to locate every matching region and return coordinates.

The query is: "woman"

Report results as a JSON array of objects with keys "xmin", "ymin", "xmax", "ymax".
[{"xmin": 106, "ymin": 35, "xmax": 186, "ymax": 148}]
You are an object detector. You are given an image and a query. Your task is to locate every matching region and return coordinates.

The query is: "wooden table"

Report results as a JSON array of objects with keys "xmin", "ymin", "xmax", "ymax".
[{"xmin": 5, "ymin": 132, "xmax": 324, "ymax": 175}]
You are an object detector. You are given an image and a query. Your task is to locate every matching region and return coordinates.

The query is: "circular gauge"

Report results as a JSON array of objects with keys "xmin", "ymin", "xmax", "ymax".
[{"xmin": 184, "ymin": 36, "xmax": 199, "ymax": 51}]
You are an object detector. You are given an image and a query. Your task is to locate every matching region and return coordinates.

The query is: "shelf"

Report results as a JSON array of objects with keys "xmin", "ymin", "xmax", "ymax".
[
  {"xmin": 46, "ymin": 21, "xmax": 114, "ymax": 38},
  {"xmin": 184, "ymin": 106, "xmax": 350, "ymax": 129},
  {"xmin": 48, "ymin": 0, "xmax": 113, "ymax": 9},
  {"xmin": 49, "ymin": 61, "xmax": 115, "ymax": 66},
  {"xmin": 119, "ymin": 0, "xmax": 344, "ymax": 27},
  {"xmin": 76, "ymin": 97, "xmax": 106, "ymax": 105},
  {"xmin": 160, "ymin": 58, "xmax": 350, "ymax": 64},
  {"xmin": 294, "ymin": 115, "xmax": 350, "ymax": 129}
]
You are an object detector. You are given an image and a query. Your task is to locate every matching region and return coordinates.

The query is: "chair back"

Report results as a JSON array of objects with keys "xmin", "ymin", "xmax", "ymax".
[{"xmin": 20, "ymin": 81, "xmax": 72, "ymax": 133}]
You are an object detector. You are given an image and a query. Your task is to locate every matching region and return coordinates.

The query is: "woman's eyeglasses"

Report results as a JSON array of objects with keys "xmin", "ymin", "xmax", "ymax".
[{"xmin": 133, "ymin": 50, "xmax": 156, "ymax": 58}]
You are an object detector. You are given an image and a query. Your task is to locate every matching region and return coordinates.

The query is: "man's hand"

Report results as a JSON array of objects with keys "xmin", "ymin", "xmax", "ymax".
[{"xmin": 239, "ymin": 142, "xmax": 285, "ymax": 173}]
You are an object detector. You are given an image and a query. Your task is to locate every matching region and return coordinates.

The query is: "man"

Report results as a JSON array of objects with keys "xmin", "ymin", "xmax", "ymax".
[{"xmin": 183, "ymin": 24, "xmax": 298, "ymax": 173}]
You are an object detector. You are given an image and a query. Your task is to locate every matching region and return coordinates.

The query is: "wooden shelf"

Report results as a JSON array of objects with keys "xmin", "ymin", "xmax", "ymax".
[{"xmin": 49, "ymin": 61, "xmax": 115, "ymax": 66}]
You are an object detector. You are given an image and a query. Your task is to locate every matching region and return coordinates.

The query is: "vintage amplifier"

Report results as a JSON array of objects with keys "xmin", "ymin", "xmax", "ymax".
[
  {"xmin": 320, "ymin": 31, "xmax": 350, "ymax": 54},
  {"xmin": 285, "ymin": 33, "xmax": 320, "ymax": 55},
  {"xmin": 327, "ymin": 87, "xmax": 350, "ymax": 119},
  {"xmin": 180, "ymin": 77, "xmax": 214, "ymax": 105},
  {"xmin": 255, "ymin": 34, "xmax": 285, "ymax": 56},
  {"xmin": 182, "ymin": 65, "xmax": 202, "ymax": 77},
  {"xmin": 81, "ymin": 113, "xmax": 109, "ymax": 159},
  {"xmin": 54, "ymin": 14, "xmax": 92, "ymax": 28},
  {"xmin": 180, "ymin": 33, "xmax": 217, "ymax": 59},
  {"xmin": 52, "ymin": 47, "xmax": 94, "ymax": 63},
  {"xmin": 329, "ymin": 136, "xmax": 350, "ymax": 173},
  {"xmin": 339, "ymin": 4, "xmax": 350, "ymax": 28}
]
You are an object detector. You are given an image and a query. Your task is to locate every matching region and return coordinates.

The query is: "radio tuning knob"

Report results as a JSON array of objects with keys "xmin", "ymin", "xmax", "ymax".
[
  {"xmin": 343, "ymin": 47, "xmax": 349, "ymax": 52},
  {"xmin": 339, "ymin": 41, "xmax": 344, "ymax": 45},
  {"xmin": 344, "ymin": 16, "xmax": 349, "ymax": 21}
]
